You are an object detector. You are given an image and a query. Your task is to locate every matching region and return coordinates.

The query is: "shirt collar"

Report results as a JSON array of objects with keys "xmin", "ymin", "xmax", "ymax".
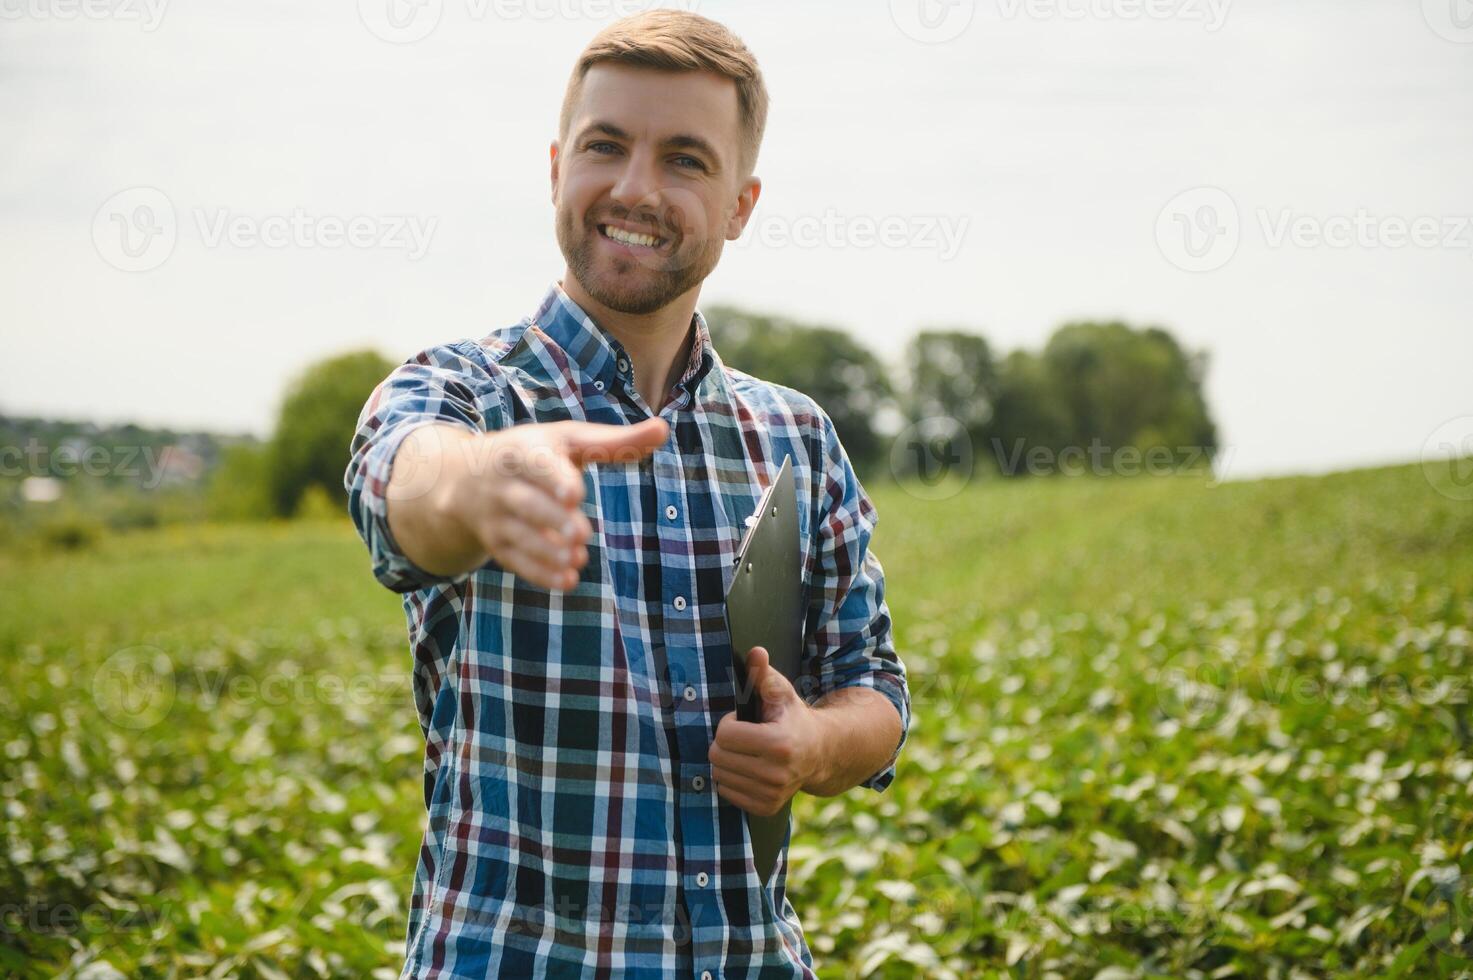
[{"xmin": 528, "ymin": 281, "xmax": 719, "ymax": 404}]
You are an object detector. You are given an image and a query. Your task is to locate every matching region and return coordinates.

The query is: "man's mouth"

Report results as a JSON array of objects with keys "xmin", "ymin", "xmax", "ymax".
[{"xmin": 598, "ymin": 223, "xmax": 669, "ymax": 250}]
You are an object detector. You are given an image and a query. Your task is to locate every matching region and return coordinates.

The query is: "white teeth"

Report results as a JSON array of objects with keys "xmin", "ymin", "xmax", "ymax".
[{"xmin": 602, "ymin": 225, "xmax": 661, "ymax": 248}]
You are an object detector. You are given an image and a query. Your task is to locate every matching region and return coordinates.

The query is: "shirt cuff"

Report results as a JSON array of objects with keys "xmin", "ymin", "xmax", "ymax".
[{"xmin": 353, "ymin": 417, "xmax": 475, "ymax": 594}]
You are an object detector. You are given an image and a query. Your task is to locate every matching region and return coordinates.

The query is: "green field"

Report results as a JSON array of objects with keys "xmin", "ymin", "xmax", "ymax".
[{"xmin": 3, "ymin": 462, "xmax": 1472, "ymax": 977}]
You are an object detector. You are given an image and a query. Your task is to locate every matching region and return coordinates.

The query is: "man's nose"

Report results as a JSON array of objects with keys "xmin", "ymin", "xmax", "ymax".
[{"xmin": 609, "ymin": 149, "xmax": 664, "ymax": 215}]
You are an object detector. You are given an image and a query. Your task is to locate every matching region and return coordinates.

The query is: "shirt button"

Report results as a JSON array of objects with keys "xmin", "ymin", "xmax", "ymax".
[
  {"xmin": 673, "ymin": 595, "xmax": 687, "ymax": 611},
  {"xmin": 592, "ymin": 379, "xmax": 604, "ymax": 391},
  {"xmin": 701, "ymin": 972, "xmax": 713, "ymax": 980},
  {"xmin": 692, "ymin": 775, "xmax": 706, "ymax": 791},
  {"xmin": 664, "ymin": 504, "xmax": 678, "ymax": 521},
  {"xmin": 617, "ymin": 357, "xmax": 629, "ymax": 373},
  {"xmin": 696, "ymin": 871, "xmax": 709, "ymax": 887},
  {"xmin": 683, "ymin": 686, "xmax": 697, "ymax": 702}
]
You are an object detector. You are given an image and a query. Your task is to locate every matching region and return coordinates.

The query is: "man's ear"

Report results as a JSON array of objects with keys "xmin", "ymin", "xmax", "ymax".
[
  {"xmin": 725, "ymin": 175, "xmax": 762, "ymax": 241},
  {"xmin": 549, "ymin": 139, "xmax": 560, "ymax": 204}
]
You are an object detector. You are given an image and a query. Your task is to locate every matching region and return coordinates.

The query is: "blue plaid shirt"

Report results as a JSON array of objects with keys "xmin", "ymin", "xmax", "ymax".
[{"xmin": 345, "ymin": 282, "xmax": 910, "ymax": 978}]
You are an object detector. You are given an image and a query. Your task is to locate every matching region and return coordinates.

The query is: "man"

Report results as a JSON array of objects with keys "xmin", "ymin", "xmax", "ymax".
[{"xmin": 345, "ymin": 11, "xmax": 910, "ymax": 978}]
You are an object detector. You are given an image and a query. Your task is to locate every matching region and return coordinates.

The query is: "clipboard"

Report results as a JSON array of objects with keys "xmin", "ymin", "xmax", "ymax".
[{"xmin": 723, "ymin": 453, "xmax": 803, "ymax": 884}]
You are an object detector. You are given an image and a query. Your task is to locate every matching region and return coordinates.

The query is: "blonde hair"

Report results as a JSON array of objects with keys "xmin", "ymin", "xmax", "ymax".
[{"xmin": 559, "ymin": 10, "xmax": 769, "ymax": 176}]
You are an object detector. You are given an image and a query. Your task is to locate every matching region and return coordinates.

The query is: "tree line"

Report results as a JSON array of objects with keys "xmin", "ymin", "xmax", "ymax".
[{"xmin": 230, "ymin": 309, "xmax": 1217, "ymax": 518}]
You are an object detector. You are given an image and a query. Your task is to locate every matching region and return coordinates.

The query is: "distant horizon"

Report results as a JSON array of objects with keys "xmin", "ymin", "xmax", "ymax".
[{"xmin": 3, "ymin": 399, "xmax": 1456, "ymax": 488}]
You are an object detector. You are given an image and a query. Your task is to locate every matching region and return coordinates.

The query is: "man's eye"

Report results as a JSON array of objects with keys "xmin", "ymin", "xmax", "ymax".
[
  {"xmin": 588, "ymin": 141, "xmax": 619, "ymax": 155},
  {"xmin": 673, "ymin": 155, "xmax": 705, "ymax": 171}
]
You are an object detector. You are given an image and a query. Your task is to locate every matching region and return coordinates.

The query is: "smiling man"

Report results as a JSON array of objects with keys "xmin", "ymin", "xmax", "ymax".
[{"xmin": 345, "ymin": 12, "xmax": 910, "ymax": 978}]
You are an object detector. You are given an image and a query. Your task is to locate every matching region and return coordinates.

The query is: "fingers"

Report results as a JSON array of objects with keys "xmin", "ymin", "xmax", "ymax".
[
  {"xmin": 512, "ymin": 442, "xmax": 586, "ymax": 507},
  {"xmin": 709, "ymin": 764, "xmax": 776, "ymax": 799},
  {"xmin": 503, "ymin": 480, "xmax": 591, "ymax": 546},
  {"xmin": 516, "ymin": 523, "xmax": 585, "ymax": 569},
  {"xmin": 712, "ymin": 772, "xmax": 786, "ymax": 818},
  {"xmin": 713, "ymin": 713, "xmax": 780, "ymax": 759},
  {"xmin": 480, "ymin": 518, "xmax": 587, "ymax": 592},
  {"xmin": 490, "ymin": 456, "xmax": 592, "ymax": 584},
  {"xmin": 500, "ymin": 480, "xmax": 592, "ymax": 557},
  {"xmin": 708, "ymin": 740, "xmax": 773, "ymax": 783},
  {"xmin": 559, "ymin": 417, "xmax": 669, "ymax": 466},
  {"xmin": 504, "ymin": 537, "xmax": 581, "ymax": 591}
]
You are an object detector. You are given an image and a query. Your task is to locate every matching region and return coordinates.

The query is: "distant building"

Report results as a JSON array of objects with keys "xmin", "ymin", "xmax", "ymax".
[
  {"xmin": 155, "ymin": 444, "xmax": 205, "ymax": 485},
  {"xmin": 21, "ymin": 476, "xmax": 63, "ymax": 503}
]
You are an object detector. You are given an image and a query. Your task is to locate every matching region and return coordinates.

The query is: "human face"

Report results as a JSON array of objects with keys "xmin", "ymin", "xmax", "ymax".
[{"xmin": 552, "ymin": 63, "xmax": 760, "ymax": 316}]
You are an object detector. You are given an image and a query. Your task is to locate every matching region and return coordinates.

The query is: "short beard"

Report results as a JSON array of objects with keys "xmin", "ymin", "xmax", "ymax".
[{"xmin": 557, "ymin": 205, "xmax": 723, "ymax": 316}]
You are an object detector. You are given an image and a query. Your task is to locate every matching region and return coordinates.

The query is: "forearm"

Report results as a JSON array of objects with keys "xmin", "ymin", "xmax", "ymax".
[
  {"xmin": 384, "ymin": 423, "xmax": 488, "ymax": 578},
  {"xmin": 801, "ymin": 686, "xmax": 903, "ymax": 797}
]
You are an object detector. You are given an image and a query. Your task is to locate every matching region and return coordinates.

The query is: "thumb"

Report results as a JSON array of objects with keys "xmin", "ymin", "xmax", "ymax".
[
  {"xmin": 747, "ymin": 646, "xmax": 798, "ymax": 716},
  {"xmin": 558, "ymin": 417, "xmax": 669, "ymax": 467}
]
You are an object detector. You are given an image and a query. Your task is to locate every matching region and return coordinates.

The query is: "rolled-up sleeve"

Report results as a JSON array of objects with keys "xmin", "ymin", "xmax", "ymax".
[
  {"xmin": 343, "ymin": 341, "xmax": 506, "ymax": 594},
  {"xmin": 799, "ymin": 409, "xmax": 911, "ymax": 792}
]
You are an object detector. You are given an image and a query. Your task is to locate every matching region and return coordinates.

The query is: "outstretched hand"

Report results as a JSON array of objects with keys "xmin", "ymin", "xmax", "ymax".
[
  {"xmin": 433, "ymin": 416, "xmax": 668, "ymax": 591},
  {"xmin": 388, "ymin": 412, "xmax": 671, "ymax": 589}
]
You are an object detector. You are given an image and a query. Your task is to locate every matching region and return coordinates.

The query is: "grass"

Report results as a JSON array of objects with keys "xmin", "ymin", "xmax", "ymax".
[{"xmin": 2, "ymin": 462, "xmax": 1472, "ymax": 977}]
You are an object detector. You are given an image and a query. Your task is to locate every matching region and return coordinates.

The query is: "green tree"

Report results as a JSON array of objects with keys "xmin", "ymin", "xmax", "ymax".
[
  {"xmin": 267, "ymin": 350, "xmax": 396, "ymax": 517},
  {"xmin": 703, "ymin": 305, "xmax": 894, "ymax": 477},
  {"xmin": 905, "ymin": 329, "xmax": 996, "ymax": 430},
  {"xmin": 1040, "ymin": 322, "xmax": 1217, "ymax": 463},
  {"xmin": 987, "ymin": 349, "xmax": 1074, "ymax": 474},
  {"xmin": 898, "ymin": 329, "xmax": 996, "ymax": 478},
  {"xmin": 206, "ymin": 442, "xmax": 273, "ymax": 521}
]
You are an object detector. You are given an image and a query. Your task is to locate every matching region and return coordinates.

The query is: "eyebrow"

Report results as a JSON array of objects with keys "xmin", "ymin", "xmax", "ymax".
[{"xmin": 579, "ymin": 120, "xmax": 723, "ymax": 169}]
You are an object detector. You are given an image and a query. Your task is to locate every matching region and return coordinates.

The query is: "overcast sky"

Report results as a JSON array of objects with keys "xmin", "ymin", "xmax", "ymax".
[{"xmin": 2, "ymin": 0, "xmax": 1470, "ymax": 479}]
